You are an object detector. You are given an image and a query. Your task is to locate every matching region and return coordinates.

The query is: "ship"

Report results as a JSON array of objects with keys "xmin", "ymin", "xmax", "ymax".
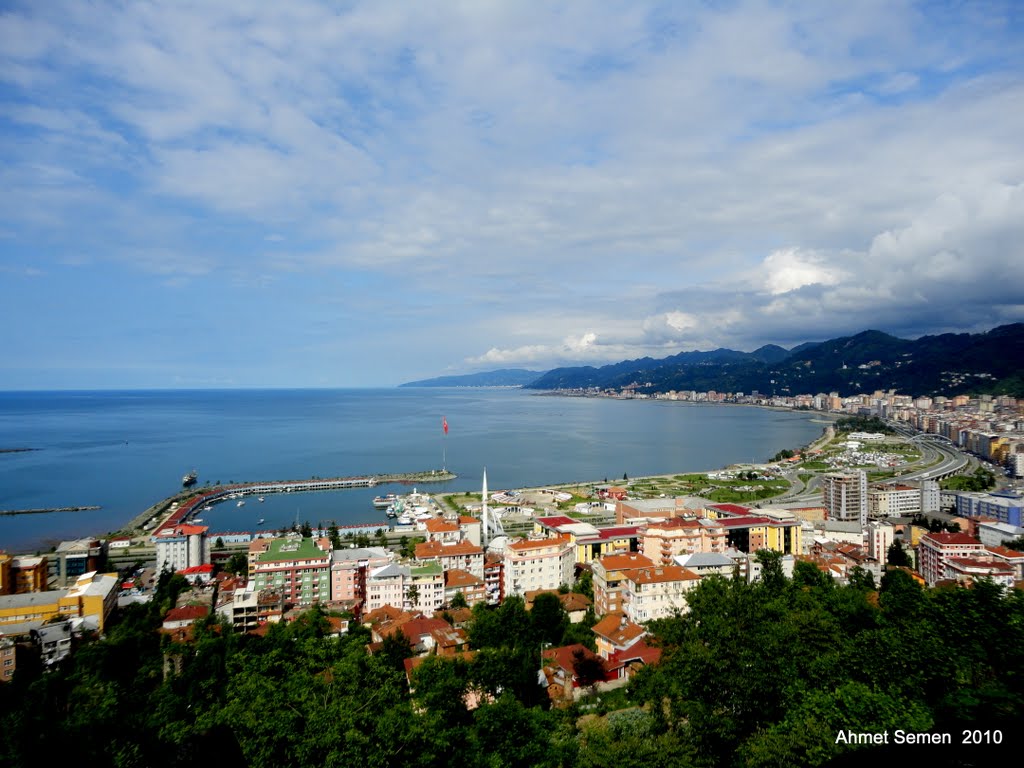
[
  {"xmin": 372, "ymin": 493, "xmax": 397, "ymax": 509},
  {"xmin": 182, "ymin": 470, "xmax": 198, "ymax": 487}
]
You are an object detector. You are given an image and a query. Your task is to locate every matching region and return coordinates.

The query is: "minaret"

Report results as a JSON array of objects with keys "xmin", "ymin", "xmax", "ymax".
[{"xmin": 482, "ymin": 467, "xmax": 489, "ymax": 550}]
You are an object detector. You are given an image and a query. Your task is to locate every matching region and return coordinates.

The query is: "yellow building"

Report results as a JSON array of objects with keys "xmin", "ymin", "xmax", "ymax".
[
  {"xmin": 533, "ymin": 516, "xmax": 640, "ymax": 564},
  {"xmin": 0, "ymin": 571, "xmax": 118, "ymax": 632}
]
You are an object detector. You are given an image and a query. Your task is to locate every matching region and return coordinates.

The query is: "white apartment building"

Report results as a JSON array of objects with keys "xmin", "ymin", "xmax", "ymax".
[
  {"xmin": 154, "ymin": 524, "xmax": 209, "ymax": 573},
  {"xmin": 364, "ymin": 562, "xmax": 445, "ymax": 613},
  {"xmin": 621, "ymin": 565, "xmax": 701, "ymax": 623},
  {"xmin": 867, "ymin": 484, "xmax": 921, "ymax": 518},
  {"xmin": 918, "ymin": 532, "xmax": 985, "ymax": 586},
  {"xmin": 865, "ymin": 519, "xmax": 895, "ymax": 562},
  {"xmin": 503, "ymin": 535, "xmax": 574, "ymax": 598},
  {"xmin": 823, "ymin": 471, "xmax": 868, "ymax": 527}
]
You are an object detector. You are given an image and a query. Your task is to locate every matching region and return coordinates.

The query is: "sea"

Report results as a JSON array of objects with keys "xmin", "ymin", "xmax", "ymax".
[{"xmin": 0, "ymin": 388, "xmax": 828, "ymax": 553}]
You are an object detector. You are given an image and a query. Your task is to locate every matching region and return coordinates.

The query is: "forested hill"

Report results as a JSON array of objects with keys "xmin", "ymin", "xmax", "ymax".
[
  {"xmin": 525, "ymin": 323, "xmax": 1024, "ymax": 397},
  {"xmin": 400, "ymin": 369, "xmax": 546, "ymax": 387}
]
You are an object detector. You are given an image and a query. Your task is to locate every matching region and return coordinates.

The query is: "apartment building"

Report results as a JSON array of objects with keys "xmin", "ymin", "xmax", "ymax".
[
  {"xmin": 639, "ymin": 518, "xmax": 727, "ymax": 564},
  {"xmin": 330, "ymin": 547, "xmax": 392, "ymax": 604},
  {"xmin": 867, "ymin": 484, "xmax": 922, "ymax": 518},
  {"xmin": 503, "ymin": 535, "xmax": 574, "ymax": 598},
  {"xmin": 154, "ymin": 525, "xmax": 210, "ymax": 574},
  {"xmin": 250, "ymin": 535, "xmax": 331, "ymax": 606},
  {"xmin": 823, "ymin": 471, "xmax": 868, "ymax": 526},
  {"xmin": 918, "ymin": 532, "xmax": 986, "ymax": 586},
  {"xmin": 621, "ymin": 565, "xmax": 701, "ymax": 622},
  {"xmin": 592, "ymin": 552, "xmax": 655, "ymax": 617},
  {"xmin": 414, "ymin": 539, "xmax": 485, "ymax": 579}
]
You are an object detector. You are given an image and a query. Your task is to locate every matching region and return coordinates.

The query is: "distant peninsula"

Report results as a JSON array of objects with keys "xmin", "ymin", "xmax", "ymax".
[{"xmin": 400, "ymin": 368, "xmax": 547, "ymax": 388}]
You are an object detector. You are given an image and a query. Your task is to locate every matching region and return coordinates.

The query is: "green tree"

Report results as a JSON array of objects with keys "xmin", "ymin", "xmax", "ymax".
[
  {"xmin": 887, "ymin": 539, "xmax": 912, "ymax": 568},
  {"xmin": 450, "ymin": 591, "xmax": 468, "ymax": 609},
  {"xmin": 224, "ymin": 553, "xmax": 248, "ymax": 576},
  {"xmin": 530, "ymin": 593, "xmax": 568, "ymax": 647}
]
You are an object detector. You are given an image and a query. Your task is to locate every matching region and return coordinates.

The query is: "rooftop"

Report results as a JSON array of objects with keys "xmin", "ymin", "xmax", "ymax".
[{"xmin": 257, "ymin": 536, "xmax": 329, "ymax": 563}]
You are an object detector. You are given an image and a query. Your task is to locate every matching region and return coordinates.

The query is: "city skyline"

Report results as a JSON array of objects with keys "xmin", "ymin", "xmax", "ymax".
[{"xmin": 2, "ymin": 1, "xmax": 1023, "ymax": 389}]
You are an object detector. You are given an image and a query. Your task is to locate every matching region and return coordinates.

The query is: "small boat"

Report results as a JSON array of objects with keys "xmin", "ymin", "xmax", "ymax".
[
  {"xmin": 203, "ymin": 505, "xmax": 212, "ymax": 512},
  {"xmin": 237, "ymin": 500, "xmax": 245, "ymax": 507},
  {"xmin": 192, "ymin": 518, "xmax": 204, "ymax": 523},
  {"xmin": 258, "ymin": 497, "xmax": 265, "ymax": 503},
  {"xmin": 256, "ymin": 518, "xmax": 265, "ymax": 525},
  {"xmin": 182, "ymin": 470, "xmax": 198, "ymax": 487}
]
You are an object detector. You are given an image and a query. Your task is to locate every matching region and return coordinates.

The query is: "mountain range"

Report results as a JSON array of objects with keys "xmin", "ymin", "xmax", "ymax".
[{"xmin": 402, "ymin": 324, "xmax": 1024, "ymax": 397}]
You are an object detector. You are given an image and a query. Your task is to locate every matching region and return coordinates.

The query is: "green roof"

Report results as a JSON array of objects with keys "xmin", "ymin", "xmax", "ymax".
[
  {"xmin": 258, "ymin": 537, "xmax": 329, "ymax": 563},
  {"xmin": 411, "ymin": 561, "xmax": 443, "ymax": 577}
]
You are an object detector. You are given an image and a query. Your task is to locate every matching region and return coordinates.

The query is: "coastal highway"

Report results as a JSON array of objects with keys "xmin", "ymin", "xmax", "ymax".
[{"xmin": 770, "ymin": 430, "xmax": 971, "ymax": 508}]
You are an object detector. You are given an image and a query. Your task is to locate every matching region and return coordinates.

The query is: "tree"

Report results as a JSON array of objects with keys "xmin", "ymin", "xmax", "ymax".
[
  {"xmin": 405, "ymin": 583, "xmax": 420, "ymax": 609},
  {"xmin": 450, "ymin": 591, "xmax": 468, "ymax": 609},
  {"xmin": 327, "ymin": 523, "xmax": 341, "ymax": 550},
  {"xmin": 754, "ymin": 549, "xmax": 786, "ymax": 594},
  {"xmin": 300, "ymin": 520, "xmax": 313, "ymax": 538},
  {"xmin": 571, "ymin": 648, "xmax": 606, "ymax": 689},
  {"xmin": 887, "ymin": 540, "xmax": 912, "ymax": 568},
  {"xmin": 530, "ymin": 593, "xmax": 568, "ymax": 647},
  {"xmin": 224, "ymin": 553, "xmax": 248, "ymax": 576},
  {"xmin": 214, "ymin": 537, "xmax": 225, "ymax": 550}
]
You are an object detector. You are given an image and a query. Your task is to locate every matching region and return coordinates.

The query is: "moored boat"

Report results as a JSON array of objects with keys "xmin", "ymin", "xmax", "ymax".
[{"xmin": 372, "ymin": 493, "xmax": 397, "ymax": 509}]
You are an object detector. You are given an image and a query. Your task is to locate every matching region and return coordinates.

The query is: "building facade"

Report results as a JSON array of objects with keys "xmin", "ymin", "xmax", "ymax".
[{"xmin": 250, "ymin": 535, "xmax": 331, "ymax": 606}]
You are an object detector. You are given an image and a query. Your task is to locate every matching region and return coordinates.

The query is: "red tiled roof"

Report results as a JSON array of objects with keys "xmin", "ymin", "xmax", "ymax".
[
  {"xmin": 424, "ymin": 518, "xmax": 460, "ymax": 533},
  {"xmin": 163, "ymin": 605, "xmax": 209, "ymax": 623},
  {"xmin": 592, "ymin": 614, "xmax": 645, "ymax": 646},
  {"xmin": 922, "ymin": 532, "xmax": 983, "ymax": 546},
  {"xmin": 416, "ymin": 540, "xmax": 484, "ymax": 558},
  {"xmin": 178, "ymin": 564, "xmax": 215, "ymax": 575},
  {"xmin": 709, "ymin": 503, "xmax": 751, "ymax": 516},
  {"xmin": 624, "ymin": 565, "xmax": 701, "ymax": 584},
  {"xmin": 536, "ymin": 516, "xmax": 577, "ymax": 527},
  {"xmin": 445, "ymin": 569, "xmax": 484, "ymax": 589},
  {"xmin": 596, "ymin": 526, "xmax": 639, "ymax": 540},
  {"xmin": 507, "ymin": 535, "xmax": 571, "ymax": 552},
  {"xmin": 597, "ymin": 552, "xmax": 655, "ymax": 570}
]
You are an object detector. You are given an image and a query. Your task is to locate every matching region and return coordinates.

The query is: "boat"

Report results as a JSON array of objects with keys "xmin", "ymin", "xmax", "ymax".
[
  {"xmin": 203, "ymin": 505, "xmax": 212, "ymax": 512},
  {"xmin": 256, "ymin": 518, "xmax": 265, "ymax": 526},
  {"xmin": 192, "ymin": 518, "xmax": 203, "ymax": 523},
  {"xmin": 182, "ymin": 470, "xmax": 198, "ymax": 487},
  {"xmin": 258, "ymin": 496, "xmax": 265, "ymax": 503},
  {"xmin": 237, "ymin": 500, "xmax": 245, "ymax": 507},
  {"xmin": 372, "ymin": 494, "xmax": 397, "ymax": 509}
]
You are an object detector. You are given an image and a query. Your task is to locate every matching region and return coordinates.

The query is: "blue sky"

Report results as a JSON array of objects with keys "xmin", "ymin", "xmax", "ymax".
[{"xmin": 1, "ymin": 1, "xmax": 1023, "ymax": 389}]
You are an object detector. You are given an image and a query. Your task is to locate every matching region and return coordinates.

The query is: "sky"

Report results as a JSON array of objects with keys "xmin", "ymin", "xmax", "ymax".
[{"xmin": 1, "ymin": 1, "xmax": 1023, "ymax": 389}]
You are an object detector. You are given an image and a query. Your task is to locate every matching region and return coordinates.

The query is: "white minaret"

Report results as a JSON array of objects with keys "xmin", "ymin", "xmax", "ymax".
[{"xmin": 482, "ymin": 467, "xmax": 489, "ymax": 549}]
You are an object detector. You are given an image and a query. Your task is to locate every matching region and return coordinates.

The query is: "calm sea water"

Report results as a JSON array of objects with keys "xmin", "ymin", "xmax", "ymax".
[{"xmin": 0, "ymin": 388, "xmax": 826, "ymax": 552}]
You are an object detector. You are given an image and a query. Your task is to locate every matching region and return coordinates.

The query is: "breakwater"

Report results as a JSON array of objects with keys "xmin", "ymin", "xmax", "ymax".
[
  {"xmin": 0, "ymin": 505, "xmax": 101, "ymax": 516},
  {"xmin": 144, "ymin": 470, "xmax": 456, "ymax": 537}
]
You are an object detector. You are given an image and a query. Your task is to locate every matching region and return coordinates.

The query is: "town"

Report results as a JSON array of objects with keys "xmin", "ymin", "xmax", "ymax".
[{"xmin": 0, "ymin": 388, "xmax": 1021, "ymax": 766}]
